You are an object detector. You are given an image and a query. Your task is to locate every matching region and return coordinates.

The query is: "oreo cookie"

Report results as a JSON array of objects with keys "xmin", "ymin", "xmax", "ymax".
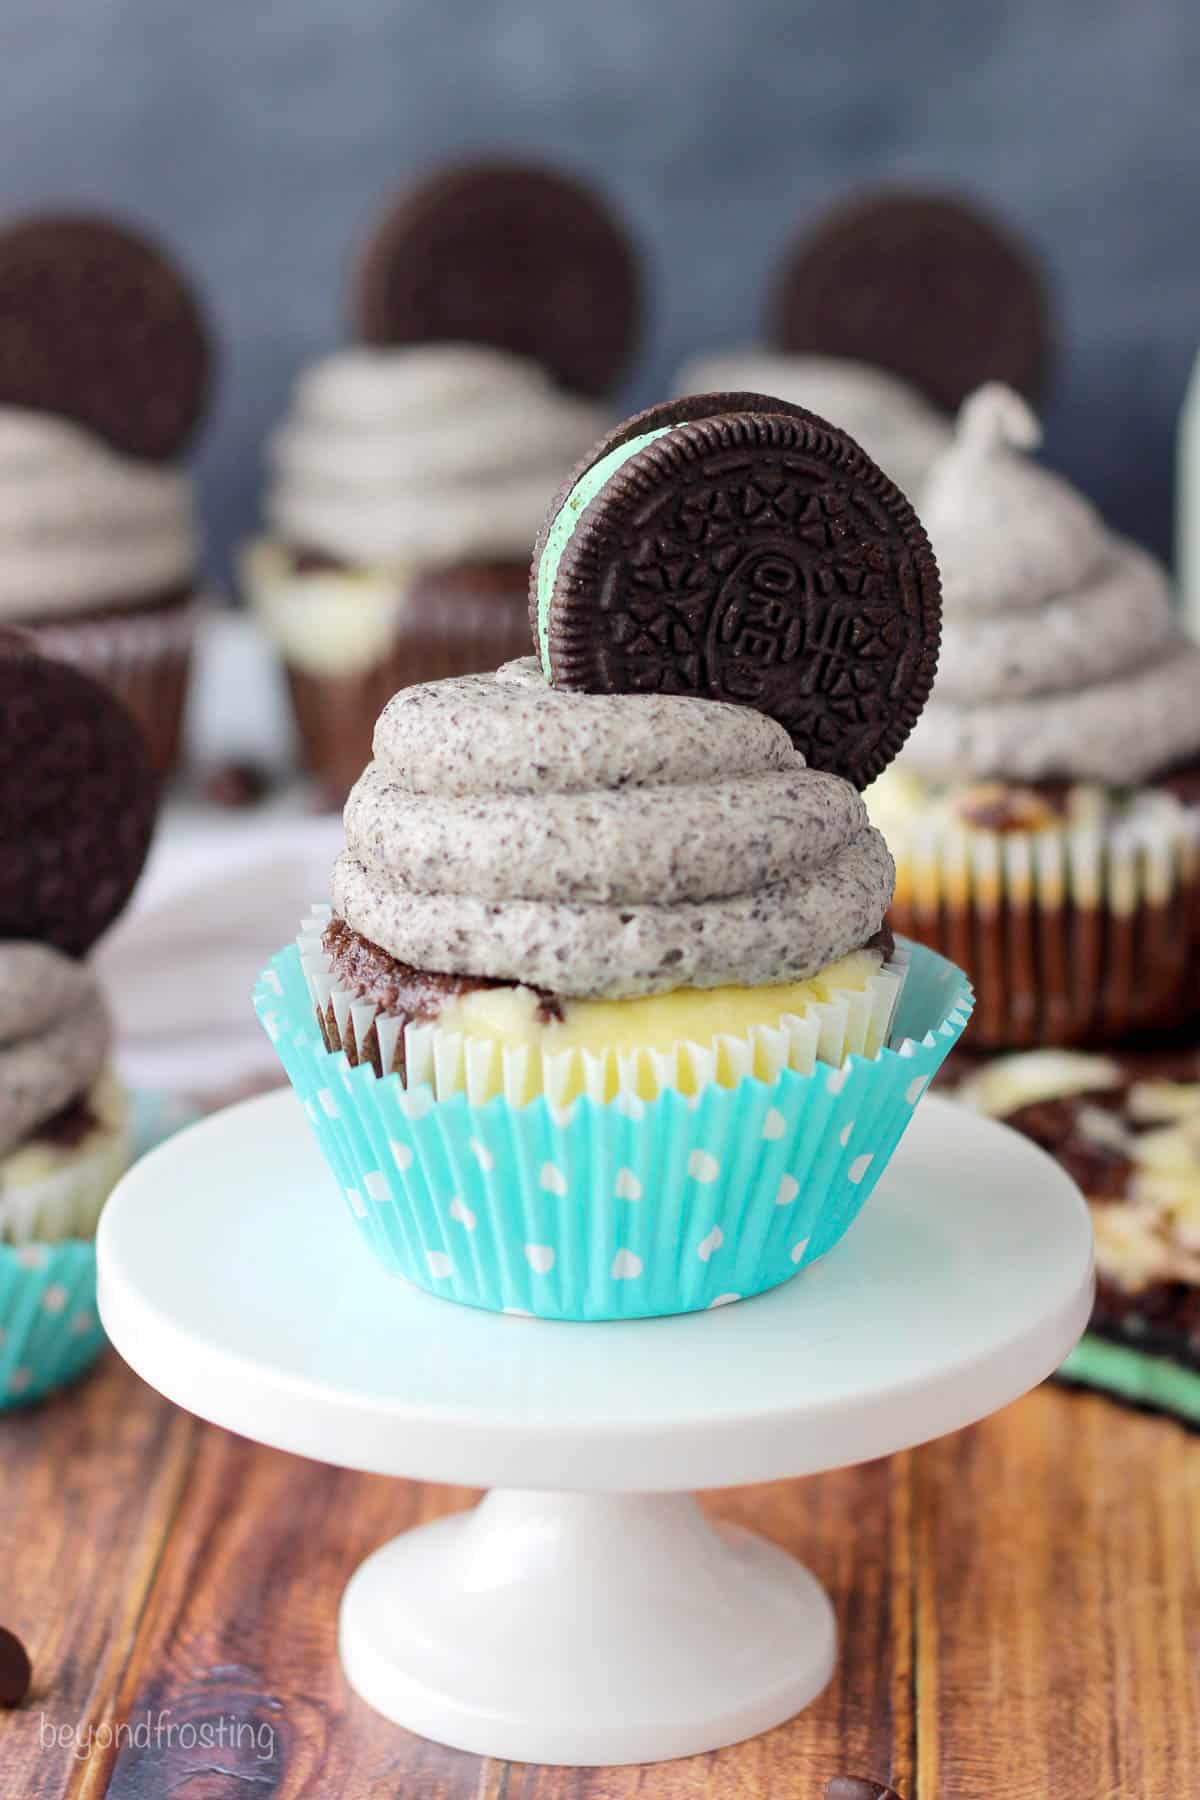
[
  {"xmin": 353, "ymin": 159, "xmax": 642, "ymax": 398},
  {"xmin": 0, "ymin": 640, "xmax": 157, "ymax": 956},
  {"xmin": 532, "ymin": 393, "xmax": 941, "ymax": 790},
  {"xmin": 769, "ymin": 188, "xmax": 1053, "ymax": 414},
  {"xmin": 0, "ymin": 212, "xmax": 212, "ymax": 460},
  {"xmin": 0, "ymin": 1627, "xmax": 31, "ymax": 1709}
]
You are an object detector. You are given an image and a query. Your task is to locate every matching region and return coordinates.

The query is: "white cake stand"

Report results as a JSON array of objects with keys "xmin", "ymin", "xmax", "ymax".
[{"xmin": 97, "ymin": 1090, "xmax": 1092, "ymax": 1767}]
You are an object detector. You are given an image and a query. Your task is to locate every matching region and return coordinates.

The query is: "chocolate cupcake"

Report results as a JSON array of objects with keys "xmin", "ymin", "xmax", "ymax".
[
  {"xmin": 243, "ymin": 160, "xmax": 643, "ymax": 802},
  {"xmin": 957, "ymin": 1045, "xmax": 1200, "ymax": 1424},
  {"xmin": 256, "ymin": 396, "xmax": 972, "ymax": 1321},
  {"xmin": 869, "ymin": 385, "xmax": 1200, "ymax": 1049},
  {"xmin": 0, "ymin": 639, "xmax": 157, "ymax": 1405},
  {"xmin": 0, "ymin": 213, "xmax": 215, "ymax": 774}
]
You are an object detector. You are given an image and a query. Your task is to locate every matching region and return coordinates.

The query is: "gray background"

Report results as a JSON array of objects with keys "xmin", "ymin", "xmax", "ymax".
[{"xmin": 4, "ymin": 0, "xmax": 1199, "ymax": 588}]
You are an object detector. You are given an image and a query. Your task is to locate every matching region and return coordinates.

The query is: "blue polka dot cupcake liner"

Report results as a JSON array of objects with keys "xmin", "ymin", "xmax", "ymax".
[
  {"xmin": 255, "ymin": 936, "xmax": 973, "ymax": 1321},
  {"xmin": 0, "ymin": 1239, "xmax": 105, "ymax": 1409},
  {"xmin": 0, "ymin": 1090, "xmax": 198, "ymax": 1410}
]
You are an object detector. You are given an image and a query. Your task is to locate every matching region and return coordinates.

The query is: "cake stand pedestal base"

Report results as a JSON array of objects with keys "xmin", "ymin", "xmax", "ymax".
[
  {"xmin": 98, "ymin": 1092, "xmax": 1093, "ymax": 1768},
  {"xmin": 339, "ymin": 1488, "xmax": 835, "ymax": 1764}
]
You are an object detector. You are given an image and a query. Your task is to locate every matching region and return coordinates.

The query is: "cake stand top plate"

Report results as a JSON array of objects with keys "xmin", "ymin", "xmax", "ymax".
[{"xmin": 97, "ymin": 1090, "xmax": 1092, "ymax": 1492}]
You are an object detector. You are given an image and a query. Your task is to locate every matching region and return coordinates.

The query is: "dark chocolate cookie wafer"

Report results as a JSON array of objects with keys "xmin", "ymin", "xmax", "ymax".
[
  {"xmin": 354, "ymin": 160, "xmax": 641, "ymax": 398},
  {"xmin": 0, "ymin": 1628, "xmax": 31, "ymax": 1709},
  {"xmin": 533, "ymin": 395, "xmax": 941, "ymax": 789},
  {"xmin": 530, "ymin": 391, "xmax": 826, "ymax": 633},
  {"xmin": 0, "ymin": 213, "xmax": 212, "ymax": 460},
  {"xmin": 0, "ymin": 640, "xmax": 157, "ymax": 955},
  {"xmin": 769, "ymin": 188, "xmax": 1053, "ymax": 414}
]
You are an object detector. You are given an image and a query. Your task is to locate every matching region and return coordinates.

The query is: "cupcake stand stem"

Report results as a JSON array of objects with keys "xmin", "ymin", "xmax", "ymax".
[{"xmin": 97, "ymin": 1091, "xmax": 1092, "ymax": 1768}]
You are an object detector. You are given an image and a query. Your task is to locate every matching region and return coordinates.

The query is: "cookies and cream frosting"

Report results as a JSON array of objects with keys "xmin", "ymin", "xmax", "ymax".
[
  {"xmin": 902, "ymin": 385, "xmax": 1200, "ymax": 785},
  {"xmin": 674, "ymin": 350, "xmax": 952, "ymax": 502},
  {"xmin": 0, "ymin": 943, "xmax": 110, "ymax": 1155},
  {"xmin": 0, "ymin": 408, "xmax": 195, "ymax": 619},
  {"xmin": 263, "ymin": 344, "xmax": 607, "ymax": 568},
  {"xmin": 331, "ymin": 658, "xmax": 894, "ymax": 999}
]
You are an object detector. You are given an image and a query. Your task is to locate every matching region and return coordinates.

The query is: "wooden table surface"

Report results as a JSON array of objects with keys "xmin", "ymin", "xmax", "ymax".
[{"xmin": 0, "ymin": 1352, "xmax": 1196, "ymax": 1800}]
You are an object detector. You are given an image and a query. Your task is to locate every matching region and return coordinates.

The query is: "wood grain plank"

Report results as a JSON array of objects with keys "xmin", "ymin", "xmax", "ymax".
[
  {"xmin": 96, "ymin": 1412, "xmax": 490, "ymax": 1799},
  {"xmin": 913, "ymin": 1384, "xmax": 1200, "ymax": 1800},
  {"xmin": 89, "ymin": 1419, "xmax": 910, "ymax": 1799},
  {"xmin": 8, "ymin": 1353, "xmax": 1197, "ymax": 1799},
  {"xmin": 0, "ymin": 1354, "xmax": 196, "ymax": 1800}
]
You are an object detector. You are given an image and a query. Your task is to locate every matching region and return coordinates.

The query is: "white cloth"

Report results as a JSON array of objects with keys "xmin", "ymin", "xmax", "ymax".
[{"xmin": 96, "ymin": 805, "xmax": 341, "ymax": 1093}]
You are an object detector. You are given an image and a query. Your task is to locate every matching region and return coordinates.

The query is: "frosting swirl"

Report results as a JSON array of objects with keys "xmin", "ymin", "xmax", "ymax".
[
  {"xmin": 0, "ymin": 943, "xmax": 110, "ymax": 1155},
  {"xmin": 674, "ymin": 349, "xmax": 952, "ymax": 501},
  {"xmin": 0, "ymin": 408, "xmax": 195, "ymax": 619},
  {"xmin": 264, "ymin": 345, "xmax": 607, "ymax": 566},
  {"xmin": 332, "ymin": 658, "xmax": 894, "ymax": 998},
  {"xmin": 903, "ymin": 385, "xmax": 1200, "ymax": 784}
]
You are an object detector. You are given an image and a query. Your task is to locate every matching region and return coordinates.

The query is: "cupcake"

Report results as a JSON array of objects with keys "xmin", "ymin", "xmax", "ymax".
[
  {"xmin": 957, "ymin": 1045, "xmax": 1200, "ymax": 1424},
  {"xmin": 256, "ymin": 395, "xmax": 971, "ymax": 1321},
  {"xmin": 0, "ymin": 635, "xmax": 157, "ymax": 1405},
  {"xmin": 870, "ymin": 384, "xmax": 1200, "ymax": 1049},
  {"xmin": 0, "ymin": 213, "xmax": 215, "ymax": 775},
  {"xmin": 677, "ymin": 187, "xmax": 1054, "ymax": 504},
  {"xmin": 244, "ymin": 159, "xmax": 642, "ymax": 802}
]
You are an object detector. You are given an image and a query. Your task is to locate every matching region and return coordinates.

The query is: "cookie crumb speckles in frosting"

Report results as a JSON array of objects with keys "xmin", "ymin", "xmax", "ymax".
[
  {"xmin": 333, "ymin": 659, "xmax": 894, "ymax": 999},
  {"xmin": 0, "ymin": 945, "xmax": 110, "ymax": 1159}
]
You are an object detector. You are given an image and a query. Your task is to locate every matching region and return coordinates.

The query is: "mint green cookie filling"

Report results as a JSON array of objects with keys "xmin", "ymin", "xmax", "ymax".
[
  {"xmin": 1060, "ymin": 1335, "xmax": 1200, "ymax": 1425},
  {"xmin": 535, "ymin": 425, "xmax": 673, "ymax": 677}
]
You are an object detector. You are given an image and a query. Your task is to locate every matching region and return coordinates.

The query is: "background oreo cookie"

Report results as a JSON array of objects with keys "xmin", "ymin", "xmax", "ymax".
[
  {"xmin": 0, "ymin": 212, "xmax": 212, "ymax": 461},
  {"xmin": 353, "ymin": 159, "xmax": 642, "ymax": 398},
  {"xmin": 769, "ymin": 188, "xmax": 1054, "ymax": 414},
  {"xmin": 0, "ymin": 640, "xmax": 157, "ymax": 956},
  {"xmin": 534, "ymin": 395, "xmax": 941, "ymax": 789}
]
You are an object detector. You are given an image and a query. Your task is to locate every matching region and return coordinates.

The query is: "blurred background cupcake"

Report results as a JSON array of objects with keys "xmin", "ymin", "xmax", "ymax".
[
  {"xmin": 0, "ymin": 634, "xmax": 158, "ymax": 1406},
  {"xmin": 676, "ymin": 186, "xmax": 1055, "ymax": 503},
  {"xmin": 0, "ymin": 213, "xmax": 215, "ymax": 776},
  {"xmin": 869, "ymin": 383, "xmax": 1200, "ymax": 1048},
  {"xmin": 243, "ymin": 157, "xmax": 643, "ymax": 803}
]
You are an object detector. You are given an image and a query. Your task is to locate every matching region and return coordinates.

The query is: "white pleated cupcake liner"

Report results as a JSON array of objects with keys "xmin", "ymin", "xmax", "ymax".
[
  {"xmin": 256, "ymin": 931, "xmax": 973, "ymax": 1320},
  {"xmin": 296, "ymin": 905, "xmax": 905, "ymax": 1106}
]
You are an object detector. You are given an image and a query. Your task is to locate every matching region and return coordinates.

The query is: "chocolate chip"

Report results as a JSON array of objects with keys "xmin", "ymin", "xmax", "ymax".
[
  {"xmin": 202, "ymin": 761, "xmax": 270, "ymax": 809},
  {"xmin": 0, "ymin": 1628, "xmax": 32, "ymax": 1707}
]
